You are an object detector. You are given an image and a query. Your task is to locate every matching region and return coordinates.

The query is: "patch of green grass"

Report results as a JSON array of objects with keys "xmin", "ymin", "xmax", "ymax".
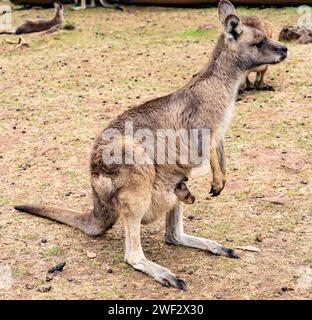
[
  {"xmin": 43, "ymin": 246, "xmax": 63, "ymax": 257},
  {"xmin": 65, "ymin": 169, "xmax": 80, "ymax": 183},
  {"xmin": 24, "ymin": 234, "xmax": 37, "ymax": 241},
  {"xmin": 63, "ymin": 20, "xmax": 76, "ymax": 31},
  {"xmin": 234, "ymin": 192, "xmax": 249, "ymax": 201},
  {"xmin": 12, "ymin": 267, "xmax": 22, "ymax": 279},
  {"xmin": 98, "ymin": 290, "xmax": 114, "ymax": 299},
  {"xmin": 177, "ymin": 28, "xmax": 216, "ymax": 38}
]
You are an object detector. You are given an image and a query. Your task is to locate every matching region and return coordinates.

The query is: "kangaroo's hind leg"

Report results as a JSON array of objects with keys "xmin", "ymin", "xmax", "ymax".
[
  {"xmin": 123, "ymin": 212, "xmax": 186, "ymax": 290},
  {"xmin": 254, "ymin": 67, "xmax": 274, "ymax": 91},
  {"xmin": 165, "ymin": 203, "xmax": 239, "ymax": 258},
  {"xmin": 116, "ymin": 168, "xmax": 187, "ymax": 290}
]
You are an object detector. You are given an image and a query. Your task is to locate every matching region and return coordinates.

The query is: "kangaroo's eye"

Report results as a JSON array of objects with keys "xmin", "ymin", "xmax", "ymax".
[{"xmin": 255, "ymin": 40, "xmax": 265, "ymax": 48}]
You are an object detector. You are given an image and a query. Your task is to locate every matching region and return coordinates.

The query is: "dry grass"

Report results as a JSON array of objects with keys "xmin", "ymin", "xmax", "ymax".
[{"xmin": 0, "ymin": 2, "xmax": 311, "ymax": 299}]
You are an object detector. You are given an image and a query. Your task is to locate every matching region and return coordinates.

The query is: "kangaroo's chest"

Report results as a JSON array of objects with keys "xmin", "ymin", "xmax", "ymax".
[
  {"xmin": 214, "ymin": 78, "xmax": 243, "ymax": 144},
  {"xmin": 216, "ymin": 98, "xmax": 236, "ymax": 142}
]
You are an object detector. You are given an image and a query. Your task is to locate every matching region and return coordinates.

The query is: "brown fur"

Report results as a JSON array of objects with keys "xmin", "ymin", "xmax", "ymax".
[
  {"xmin": 240, "ymin": 15, "xmax": 274, "ymax": 92},
  {"xmin": 174, "ymin": 179, "xmax": 195, "ymax": 205},
  {"xmin": 15, "ymin": 1, "xmax": 287, "ymax": 290},
  {"xmin": 279, "ymin": 25, "xmax": 312, "ymax": 44},
  {"xmin": 0, "ymin": 2, "xmax": 64, "ymax": 35}
]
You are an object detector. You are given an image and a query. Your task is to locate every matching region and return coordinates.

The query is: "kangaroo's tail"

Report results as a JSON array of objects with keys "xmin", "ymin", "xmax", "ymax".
[{"xmin": 15, "ymin": 201, "xmax": 117, "ymax": 236}]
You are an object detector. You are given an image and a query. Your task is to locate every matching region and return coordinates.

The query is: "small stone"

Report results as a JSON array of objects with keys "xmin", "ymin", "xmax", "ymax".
[
  {"xmin": 187, "ymin": 214, "xmax": 194, "ymax": 221},
  {"xmin": 38, "ymin": 285, "xmax": 51, "ymax": 293},
  {"xmin": 281, "ymin": 286, "xmax": 294, "ymax": 292},
  {"xmin": 25, "ymin": 284, "xmax": 34, "ymax": 290},
  {"xmin": 300, "ymin": 180, "xmax": 308, "ymax": 185},
  {"xmin": 45, "ymin": 275, "xmax": 53, "ymax": 282},
  {"xmin": 107, "ymin": 268, "xmax": 113, "ymax": 274},
  {"xmin": 48, "ymin": 262, "xmax": 66, "ymax": 273},
  {"xmin": 80, "ymin": 192, "xmax": 87, "ymax": 197},
  {"xmin": 65, "ymin": 191, "xmax": 72, "ymax": 196},
  {"xmin": 21, "ymin": 163, "xmax": 30, "ymax": 171},
  {"xmin": 87, "ymin": 251, "xmax": 97, "ymax": 259}
]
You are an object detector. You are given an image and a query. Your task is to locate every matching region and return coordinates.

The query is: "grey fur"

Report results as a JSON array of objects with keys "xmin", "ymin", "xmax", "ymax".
[{"xmin": 15, "ymin": 0, "xmax": 287, "ymax": 290}]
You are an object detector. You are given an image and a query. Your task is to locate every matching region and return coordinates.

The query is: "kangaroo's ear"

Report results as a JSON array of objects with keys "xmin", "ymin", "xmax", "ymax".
[
  {"xmin": 218, "ymin": 0, "xmax": 242, "ymax": 40},
  {"xmin": 54, "ymin": 1, "xmax": 62, "ymax": 9}
]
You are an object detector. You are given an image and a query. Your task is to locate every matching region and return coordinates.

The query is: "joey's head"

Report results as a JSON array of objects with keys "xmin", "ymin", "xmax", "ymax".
[{"xmin": 218, "ymin": 0, "xmax": 287, "ymax": 71}]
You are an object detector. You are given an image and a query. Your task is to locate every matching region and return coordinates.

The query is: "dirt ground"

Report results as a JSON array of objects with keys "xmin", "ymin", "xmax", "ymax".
[{"xmin": 0, "ymin": 2, "xmax": 311, "ymax": 300}]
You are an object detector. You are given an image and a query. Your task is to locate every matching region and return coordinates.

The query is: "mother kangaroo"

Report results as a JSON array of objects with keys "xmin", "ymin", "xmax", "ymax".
[{"xmin": 15, "ymin": 0, "xmax": 287, "ymax": 290}]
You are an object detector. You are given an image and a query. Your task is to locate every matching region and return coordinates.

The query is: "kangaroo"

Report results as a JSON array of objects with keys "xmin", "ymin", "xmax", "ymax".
[
  {"xmin": 74, "ymin": 0, "xmax": 123, "ymax": 10},
  {"xmin": 175, "ymin": 178, "xmax": 195, "ymax": 205},
  {"xmin": 15, "ymin": 0, "xmax": 287, "ymax": 290},
  {"xmin": 0, "ymin": 2, "xmax": 64, "ymax": 35},
  {"xmin": 240, "ymin": 15, "xmax": 274, "ymax": 92}
]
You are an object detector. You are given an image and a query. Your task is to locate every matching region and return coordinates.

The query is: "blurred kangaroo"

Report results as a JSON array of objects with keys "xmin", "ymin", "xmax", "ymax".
[
  {"xmin": 0, "ymin": 2, "xmax": 64, "ymax": 35},
  {"xmin": 240, "ymin": 15, "xmax": 274, "ymax": 92},
  {"xmin": 74, "ymin": 0, "xmax": 123, "ymax": 10},
  {"xmin": 15, "ymin": 0, "xmax": 287, "ymax": 290}
]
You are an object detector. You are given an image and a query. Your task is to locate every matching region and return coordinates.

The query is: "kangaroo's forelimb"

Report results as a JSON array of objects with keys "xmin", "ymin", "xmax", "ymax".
[{"xmin": 210, "ymin": 137, "xmax": 227, "ymax": 197}]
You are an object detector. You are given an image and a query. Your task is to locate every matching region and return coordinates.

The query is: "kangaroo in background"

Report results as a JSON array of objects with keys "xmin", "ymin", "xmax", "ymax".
[
  {"xmin": 0, "ymin": 2, "xmax": 64, "ymax": 35},
  {"xmin": 15, "ymin": 0, "xmax": 287, "ymax": 290},
  {"xmin": 74, "ymin": 0, "xmax": 123, "ymax": 10},
  {"xmin": 240, "ymin": 15, "xmax": 274, "ymax": 92}
]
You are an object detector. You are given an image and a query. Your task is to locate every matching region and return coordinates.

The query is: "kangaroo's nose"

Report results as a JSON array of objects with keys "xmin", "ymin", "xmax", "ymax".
[
  {"xmin": 276, "ymin": 45, "xmax": 287, "ymax": 60},
  {"xmin": 277, "ymin": 46, "xmax": 288, "ymax": 53}
]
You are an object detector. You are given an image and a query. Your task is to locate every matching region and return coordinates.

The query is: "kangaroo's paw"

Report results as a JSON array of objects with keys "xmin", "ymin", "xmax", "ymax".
[{"xmin": 209, "ymin": 179, "xmax": 226, "ymax": 197}]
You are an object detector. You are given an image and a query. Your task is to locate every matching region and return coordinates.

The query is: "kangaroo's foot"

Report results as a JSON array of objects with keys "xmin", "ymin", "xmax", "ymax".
[
  {"xmin": 255, "ymin": 83, "xmax": 275, "ymax": 91},
  {"xmin": 126, "ymin": 257, "xmax": 187, "ymax": 290},
  {"xmin": 244, "ymin": 84, "xmax": 255, "ymax": 91}
]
